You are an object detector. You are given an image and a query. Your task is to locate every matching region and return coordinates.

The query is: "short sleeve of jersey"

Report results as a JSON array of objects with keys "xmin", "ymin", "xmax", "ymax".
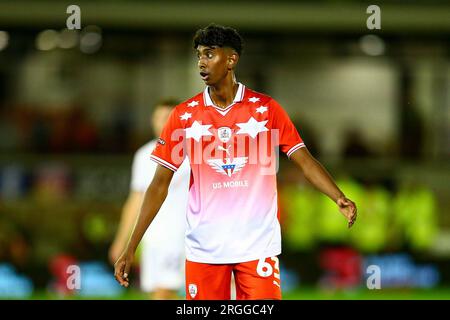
[
  {"xmin": 150, "ymin": 108, "xmax": 186, "ymax": 171},
  {"xmin": 269, "ymin": 99, "xmax": 305, "ymax": 158}
]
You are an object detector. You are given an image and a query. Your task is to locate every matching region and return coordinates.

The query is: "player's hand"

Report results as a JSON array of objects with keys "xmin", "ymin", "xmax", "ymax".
[
  {"xmin": 114, "ymin": 251, "xmax": 134, "ymax": 288},
  {"xmin": 336, "ymin": 196, "xmax": 357, "ymax": 228}
]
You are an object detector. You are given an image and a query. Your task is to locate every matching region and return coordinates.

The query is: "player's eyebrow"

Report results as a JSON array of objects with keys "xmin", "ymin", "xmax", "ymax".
[{"xmin": 197, "ymin": 46, "xmax": 218, "ymax": 54}]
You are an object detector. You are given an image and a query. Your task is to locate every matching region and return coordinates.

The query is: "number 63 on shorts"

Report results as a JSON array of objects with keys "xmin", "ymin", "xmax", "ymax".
[{"xmin": 185, "ymin": 256, "xmax": 282, "ymax": 300}]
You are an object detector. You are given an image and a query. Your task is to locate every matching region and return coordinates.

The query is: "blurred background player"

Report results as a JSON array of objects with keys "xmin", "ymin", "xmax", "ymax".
[{"xmin": 109, "ymin": 99, "xmax": 190, "ymax": 299}]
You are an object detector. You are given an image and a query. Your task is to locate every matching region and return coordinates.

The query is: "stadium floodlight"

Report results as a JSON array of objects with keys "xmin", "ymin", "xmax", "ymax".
[
  {"xmin": 359, "ymin": 34, "xmax": 385, "ymax": 56},
  {"xmin": 36, "ymin": 29, "xmax": 59, "ymax": 51},
  {"xmin": 0, "ymin": 31, "xmax": 9, "ymax": 51}
]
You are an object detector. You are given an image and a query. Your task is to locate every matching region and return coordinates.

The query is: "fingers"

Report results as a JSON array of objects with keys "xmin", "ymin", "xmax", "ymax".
[
  {"xmin": 114, "ymin": 260, "xmax": 130, "ymax": 287},
  {"xmin": 347, "ymin": 207, "xmax": 357, "ymax": 228},
  {"xmin": 348, "ymin": 218, "xmax": 355, "ymax": 228},
  {"xmin": 124, "ymin": 261, "xmax": 131, "ymax": 280},
  {"xmin": 113, "ymin": 261, "xmax": 123, "ymax": 285},
  {"xmin": 338, "ymin": 197, "xmax": 357, "ymax": 228}
]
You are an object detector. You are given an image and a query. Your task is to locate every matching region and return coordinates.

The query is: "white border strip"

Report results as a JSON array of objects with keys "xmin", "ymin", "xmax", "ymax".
[
  {"xmin": 150, "ymin": 155, "xmax": 178, "ymax": 172},
  {"xmin": 287, "ymin": 142, "xmax": 306, "ymax": 158}
]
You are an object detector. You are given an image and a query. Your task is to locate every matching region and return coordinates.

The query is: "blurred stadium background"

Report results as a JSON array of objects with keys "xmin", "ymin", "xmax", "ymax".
[{"xmin": 0, "ymin": 0, "xmax": 449, "ymax": 299}]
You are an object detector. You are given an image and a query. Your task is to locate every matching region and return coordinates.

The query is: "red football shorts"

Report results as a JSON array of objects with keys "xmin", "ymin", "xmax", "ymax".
[{"xmin": 185, "ymin": 256, "xmax": 282, "ymax": 300}]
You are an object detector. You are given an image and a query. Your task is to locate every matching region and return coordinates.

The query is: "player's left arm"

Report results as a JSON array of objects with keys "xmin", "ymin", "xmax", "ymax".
[{"xmin": 290, "ymin": 147, "xmax": 357, "ymax": 228}]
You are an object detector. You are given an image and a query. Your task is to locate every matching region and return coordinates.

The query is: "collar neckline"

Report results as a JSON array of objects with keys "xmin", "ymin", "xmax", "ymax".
[{"xmin": 203, "ymin": 82, "xmax": 245, "ymax": 110}]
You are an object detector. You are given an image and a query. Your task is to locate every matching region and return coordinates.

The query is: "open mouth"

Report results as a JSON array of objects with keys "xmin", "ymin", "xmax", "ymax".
[{"xmin": 200, "ymin": 72, "xmax": 209, "ymax": 81}]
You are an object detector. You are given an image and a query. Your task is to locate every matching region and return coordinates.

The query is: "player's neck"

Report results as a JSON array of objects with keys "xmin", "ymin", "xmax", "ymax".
[{"xmin": 209, "ymin": 76, "xmax": 238, "ymax": 109}]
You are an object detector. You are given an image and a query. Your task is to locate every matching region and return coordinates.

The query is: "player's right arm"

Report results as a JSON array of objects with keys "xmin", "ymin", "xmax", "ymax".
[
  {"xmin": 109, "ymin": 190, "xmax": 144, "ymax": 264},
  {"xmin": 114, "ymin": 165, "xmax": 174, "ymax": 287}
]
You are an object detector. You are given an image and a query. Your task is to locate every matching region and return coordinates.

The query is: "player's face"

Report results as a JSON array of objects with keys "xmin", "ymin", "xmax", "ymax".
[
  {"xmin": 196, "ymin": 45, "xmax": 230, "ymax": 86},
  {"xmin": 152, "ymin": 105, "xmax": 173, "ymax": 137}
]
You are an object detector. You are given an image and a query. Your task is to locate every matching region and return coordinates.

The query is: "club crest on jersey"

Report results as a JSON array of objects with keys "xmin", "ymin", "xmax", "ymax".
[
  {"xmin": 188, "ymin": 284, "xmax": 197, "ymax": 298},
  {"xmin": 207, "ymin": 157, "xmax": 248, "ymax": 177},
  {"xmin": 157, "ymin": 138, "xmax": 166, "ymax": 145},
  {"xmin": 217, "ymin": 127, "xmax": 232, "ymax": 143}
]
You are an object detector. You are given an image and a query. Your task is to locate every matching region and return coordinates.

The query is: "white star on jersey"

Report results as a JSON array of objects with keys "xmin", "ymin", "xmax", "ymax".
[
  {"xmin": 236, "ymin": 117, "xmax": 268, "ymax": 139},
  {"xmin": 185, "ymin": 121, "xmax": 213, "ymax": 142},
  {"xmin": 180, "ymin": 112, "xmax": 192, "ymax": 121},
  {"xmin": 249, "ymin": 97, "xmax": 260, "ymax": 103},
  {"xmin": 188, "ymin": 100, "xmax": 199, "ymax": 107},
  {"xmin": 256, "ymin": 106, "xmax": 268, "ymax": 114}
]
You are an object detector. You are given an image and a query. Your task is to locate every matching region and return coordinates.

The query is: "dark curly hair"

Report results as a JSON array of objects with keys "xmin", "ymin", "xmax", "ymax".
[{"xmin": 193, "ymin": 24, "xmax": 244, "ymax": 56}]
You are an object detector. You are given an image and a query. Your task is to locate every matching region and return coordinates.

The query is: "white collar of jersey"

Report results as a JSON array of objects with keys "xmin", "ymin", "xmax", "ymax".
[{"xmin": 203, "ymin": 82, "xmax": 245, "ymax": 115}]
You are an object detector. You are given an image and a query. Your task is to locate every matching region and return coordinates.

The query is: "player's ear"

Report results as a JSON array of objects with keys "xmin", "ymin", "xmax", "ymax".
[{"xmin": 227, "ymin": 51, "xmax": 239, "ymax": 70}]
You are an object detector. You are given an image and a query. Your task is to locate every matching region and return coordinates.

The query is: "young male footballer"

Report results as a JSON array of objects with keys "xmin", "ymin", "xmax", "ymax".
[{"xmin": 114, "ymin": 24, "xmax": 357, "ymax": 300}]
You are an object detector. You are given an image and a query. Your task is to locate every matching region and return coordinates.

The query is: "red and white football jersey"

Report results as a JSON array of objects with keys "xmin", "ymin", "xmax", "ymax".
[{"xmin": 151, "ymin": 83, "xmax": 305, "ymax": 263}]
